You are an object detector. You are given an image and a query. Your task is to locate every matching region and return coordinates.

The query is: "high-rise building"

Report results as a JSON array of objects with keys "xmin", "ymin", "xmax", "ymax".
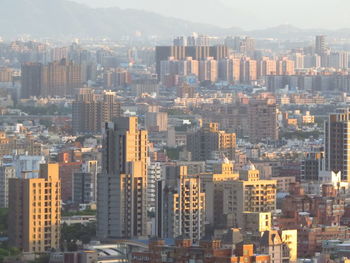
[
  {"xmin": 218, "ymin": 58, "xmax": 240, "ymax": 82},
  {"xmin": 329, "ymin": 51, "xmax": 349, "ymax": 69},
  {"xmin": 248, "ymin": 95, "xmax": 278, "ymax": 143},
  {"xmin": 301, "ymin": 152, "xmax": 324, "ymax": 181},
  {"xmin": 22, "ymin": 59, "xmax": 83, "ymax": 98},
  {"xmin": 291, "ymin": 53, "xmax": 305, "ymax": 70},
  {"xmin": 40, "ymin": 59, "xmax": 83, "ymax": 97},
  {"xmin": 147, "ymin": 162, "xmax": 162, "ymax": 213},
  {"xmin": 157, "ymin": 166, "xmax": 205, "ymax": 244},
  {"xmin": 21, "ymin": 63, "xmax": 42, "ymax": 99},
  {"xmin": 72, "ymin": 172, "xmax": 94, "ymax": 205},
  {"xmin": 240, "ymin": 57, "xmax": 257, "ymax": 83},
  {"xmin": 103, "ymin": 68, "xmax": 131, "ymax": 88},
  {"xmin": 187, "ymin": 122, "xmax": 236, "ymax": 161},
  {"xmin": 304, "ymin": 54, "xmax": 321, "ymax": 68},
  {"xmin": 315, "ymin": 35, "xmax": 327, "ymax": 55},
  {"xmin": 257, "ymin": 57, "xmax": 276, "ymax": 78},
  {"xmin": 72, "ymin": 89, "xmax": 121, "ymax": 134},
  {"xmin": 200, "ymin": 161, "xmax": 239, "ymax": 229},
  {"xmin": 325, "ymin": 109, "xmax": 350, "ymax": 182},
  {"xmin": 0, "ymin": 165, "xmax": 16, "ymax": 208},
  {"xmin": 198, "ymin": 57, "xmax": 218, "ymax": 83},
  {"xmin": 276, "ymin": 57, "xmax": 295, "ymax": 75},
  {"xmin": 233, "ymin": 163, "xmax": 277, "ymax": 227},
  {"xmin": 97, "ymin": 117, "xmax": 148, "ymax": 239},
  {"xmin": 155, "ymin": 45, "xmax": 228, "ymax": 79},
  {"xmin": 155, "ymin": 46, "xmax": 186, "ymax": 78},
  {"xmin": 173, "ymin": 36, "xmax": 187, "ymax": 46},
  {"xmin": 8, "ymin": 163, "xmax": 61, "ymax": 253}
]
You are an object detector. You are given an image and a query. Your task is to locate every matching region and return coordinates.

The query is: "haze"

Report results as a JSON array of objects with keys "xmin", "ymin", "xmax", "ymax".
[{"xmin": 73, "ymin": 0, "xmax": 350, "ymax": 30}]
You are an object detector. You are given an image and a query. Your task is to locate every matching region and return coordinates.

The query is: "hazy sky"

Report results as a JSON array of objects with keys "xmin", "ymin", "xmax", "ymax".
[{"xmin": 73, "ymin": 0, "xmax": 350, "ymax": 30}]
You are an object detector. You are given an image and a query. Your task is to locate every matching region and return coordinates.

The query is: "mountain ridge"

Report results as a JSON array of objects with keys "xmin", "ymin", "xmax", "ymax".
[{"xmin": 1, "ymin": 0, "xmax": 350, "ymax": 40}]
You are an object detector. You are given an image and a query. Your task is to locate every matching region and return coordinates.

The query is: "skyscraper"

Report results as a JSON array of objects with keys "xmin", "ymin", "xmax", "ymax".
[
  {"xmin": 97, "ymin": 117, "xmax": 148, "ymax": 239},
  {"xmin": 8, "ymin": 163, "xmax": 61, "ymax": 253},
  {"xmin": 325, "ymin": 109, "xmax": 350, "ymax": 182}
]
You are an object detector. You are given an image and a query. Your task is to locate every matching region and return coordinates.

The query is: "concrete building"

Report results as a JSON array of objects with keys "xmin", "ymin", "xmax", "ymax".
[
  {"xmin": 21, "ymin": 63, "xmax": 42, "ymax": 99},
  {"xmin": 248, "ymin": 96, "xmax": 278, "ymax": 143},
  {"xmin": 72, "ymin": 172, "xmax": 94, "ymax": 204},
  {"xmin": 145, "ymin": 111, "xmax": 168, "ymax": 132},
  {"xmin": 301, "ymin": 152, "xmax": 324, "ymax": 181},
  {"xmin": 218, "ymin": 58, "xmax": 240, "ymax": 83},
  {"xmin": 97, "ymin": 117, "xmax": 148, "ymax": 239},
  {"xmin": 147, "ymin": 162, "xmax": 162, "ymax": 212},
  {"xmin": 234, "ymin": 163, "xmax": 277, "ymax": 227},
  {"xmin": 325, "ymin": 109, "xmax": 350, "ymax": 182},
  {"xmin": 157, "ymin": 166, "xmax": 205, "ymax": 244},
  {"xmin": 8, "ymin": 163, "xmax": 61, "ymax": 253},
  {"xmin": 0, "ymin": 164, "xmax": 16, "ymax": 208},
  {"xmin": 187, "ymin": 122, "xmax": 236, "ymax": 161},
  {"xmin": 257, "ymin": 57, "xmax": 277, "ymax": 78},
  {"xmin": 240, "ymin": 57, "xmax": 257, "ymax": 83},
  {"xmin": 259, "ymin": 230, "xmax": 290, "ymax": 263},
  {"xmin": 198, "ymin": 57, "xmax": 218, "ymax": 83},
  {"xmin": 72, "ymin": 88, "xmax": 121, "ymax": 134},
  {"xmin": 315, "ymin": 35, "xmax": 327, "ymax": 55},
  {"xmin": 200, "ymin": 161, "xmax": 239, "ymax": 229},
  {"xmin": 276, "ymin": 57, "xmax": 295, "ymax": 75},
  {"xmin": 41, "ymin": 59, "xmax": 83, "ymax": 97}
]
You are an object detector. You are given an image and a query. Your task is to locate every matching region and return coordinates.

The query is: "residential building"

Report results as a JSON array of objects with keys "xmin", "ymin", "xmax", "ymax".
[
  {"xmin": 157, "ymin": 166, "xmax": 205, "ymax": 244},
  {"xmin": 97, "ymin": 117, "xmax": 148, "ymax": 239},
  {"xmin": 8, "ymin": 163, "xmax": 61, "ymax": 253}
]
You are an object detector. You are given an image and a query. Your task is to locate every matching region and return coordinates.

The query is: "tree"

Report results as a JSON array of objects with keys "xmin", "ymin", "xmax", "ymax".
[{"xmin": 60, "ymin": 222, "xmax": 96, "ymax": 252}]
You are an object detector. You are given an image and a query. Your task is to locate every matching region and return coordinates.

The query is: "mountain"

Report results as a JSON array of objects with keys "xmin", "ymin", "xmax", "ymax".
[
  {"xmin": 0, "ymin": 0, "xmax": 242, "ymax": 39},
  {"xmin": 1, "ymin": 0, "xmax": 350, "ymax": 40}
]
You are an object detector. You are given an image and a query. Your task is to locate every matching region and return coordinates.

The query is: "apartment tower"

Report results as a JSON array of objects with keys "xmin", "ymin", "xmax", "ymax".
[
  {"xmin": 8, "ymin": 163, "xmax": 61, "ymax": 253},
  {"xmin": 97, "ymin": 117, "xmax": 148, "ymax": 239}
]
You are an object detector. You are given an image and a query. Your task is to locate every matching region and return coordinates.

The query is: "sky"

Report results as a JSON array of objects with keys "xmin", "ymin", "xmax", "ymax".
[{"xmin": 73, "ymin": 0, "xmax": 350, "ymax": 30}]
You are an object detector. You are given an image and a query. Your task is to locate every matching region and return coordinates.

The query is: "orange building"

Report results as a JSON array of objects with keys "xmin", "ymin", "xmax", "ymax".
[{"xmin": 8, "ymin": 163, "xmax": 61, "ymax": 253}]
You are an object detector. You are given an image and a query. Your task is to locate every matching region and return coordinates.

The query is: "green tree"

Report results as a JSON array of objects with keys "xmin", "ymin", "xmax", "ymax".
[{"xmin": 60, "ymin": 222, "xmax": 96, "ymax": 252}]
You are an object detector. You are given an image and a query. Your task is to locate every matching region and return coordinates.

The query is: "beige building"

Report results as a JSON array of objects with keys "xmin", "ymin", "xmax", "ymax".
[
  {"xmin": 257, "ymin": 57, "xmax": 277, "ymax": 78},
  {"xmin": 302, "ymin": 111, "xmax": 315, "ymax": 124},
  {"xmin": 242, "ymin": 212, "xmax": 272, "ymax": 234},
  {"xmin": 233, "ymin": 163, "xmax": 277, "ymax": 227},
  {"xmin": 240, "ymin": 57, "xmax": 257, "ymax": 83},
  {"xmin": 198, "ymin": 57, "xmax": 218, "ymax": 83},
  {"xmin": 158, "ymin": 166, "xmax": 205, "ymax": 244},
  {"xmin": 218, "ymin": 58, "xmax": 240, "ymax": 83},
  {"xmin": 276, "ymin": 57, "xmax": 295, "ymax": 75},
  {"xmin": 8, "ymin": 163, "xmax": 61, "ymax": 253},
  {"xmin": 200, "ymin": 161, "xmax": 239, "ymax": 229},
  {"xmin": 97, "ymin": 117, "xmax": 148, "ymax": 239},
  {"xmin": 41, "ymin": 59, "xmax": 83, "ymax": 97}
]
